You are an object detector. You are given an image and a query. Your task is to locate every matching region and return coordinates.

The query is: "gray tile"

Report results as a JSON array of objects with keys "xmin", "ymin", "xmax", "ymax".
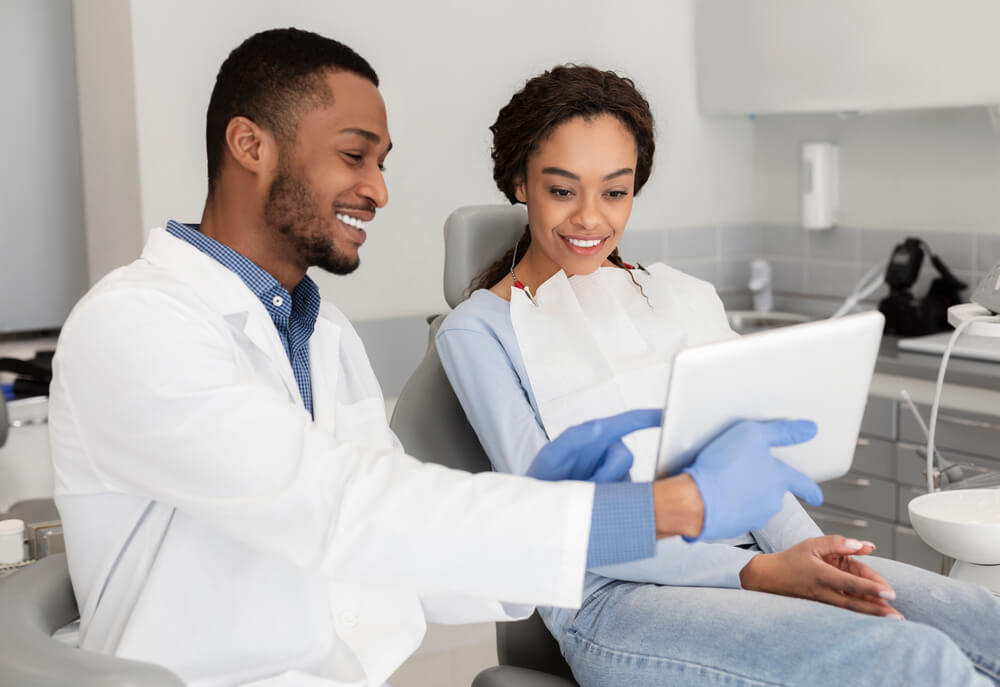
[
  {"xmin": 976, "ymin": 234, "xmax": 1000, "ymax": 272},
  {"xmin": 665, "ymin": 226, "xmax": 716, "ymax": 260},
  {"xmin": 919, "ymin": 231, "xmax": 975, "ymax": 272},
  {"xmin": 803, "ymin": 261, "xmax": 861, "ymax": 298},
  {"xmin": 761, "ymin": 224, "xmax": 806, "ymax": 259},
  {"xmin": 771, "ymin": 258, "xmax": 805, "ymax": 294},
  {"xmin": 717, "ymin": 224, "xmax": 763, "ymax": 258},
  {"xmin": 669, "ymin": 259, "xmax": 716, "ymax": 285},
  {"xmin": 806, "ymin": 227, "xmax": 859, "ymax": 262},
  {"xmin": 617, "ymin": 229, "xmax": 667, "ymax": 265},
  {"xmin": 716, "ymin": 259, "xmax": 753, "ymax": 294}
]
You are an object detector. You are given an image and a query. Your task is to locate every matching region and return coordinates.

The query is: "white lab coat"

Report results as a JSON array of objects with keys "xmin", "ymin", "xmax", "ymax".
[{"xmin": 48, "ymin": 228, "xmax": 594, "ymax": 687}]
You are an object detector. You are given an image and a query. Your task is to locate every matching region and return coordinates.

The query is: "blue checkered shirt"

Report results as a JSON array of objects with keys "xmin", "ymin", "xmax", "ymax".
[{"xmin": 166, "ymin": 221, "xmax": 321, "ymax": 417}]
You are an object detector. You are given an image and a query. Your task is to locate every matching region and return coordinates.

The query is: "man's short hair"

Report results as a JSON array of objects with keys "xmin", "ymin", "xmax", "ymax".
[{"xmin": 205, "ymin": 27, "xmax": 379, "ymax": 193}]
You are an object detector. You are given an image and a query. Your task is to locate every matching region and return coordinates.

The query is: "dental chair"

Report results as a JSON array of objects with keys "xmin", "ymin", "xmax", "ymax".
[
  {"xmin": 0, "ymin": 393, "xmax": 184, "ymax": 686},
  {"xmin": 390, "ymin": 205, "xmax": 579, "ymax": 687}
]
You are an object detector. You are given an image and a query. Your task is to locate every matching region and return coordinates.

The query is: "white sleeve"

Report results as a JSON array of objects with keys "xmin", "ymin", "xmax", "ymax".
[{"xmin": 53, "ymin": 289, "xmax": 594, "ymax": 608}]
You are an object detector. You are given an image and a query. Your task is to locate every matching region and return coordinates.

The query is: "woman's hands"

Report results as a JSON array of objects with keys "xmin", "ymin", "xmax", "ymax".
[{"xmin": 739, "ymin": 535, "xmax": 903, "ymax": 619}]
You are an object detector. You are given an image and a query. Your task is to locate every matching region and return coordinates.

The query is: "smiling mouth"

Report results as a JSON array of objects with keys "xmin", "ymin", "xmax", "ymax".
[{"xmin": 560, "ymin": 235, "xmax": 609, "ymax": 255}]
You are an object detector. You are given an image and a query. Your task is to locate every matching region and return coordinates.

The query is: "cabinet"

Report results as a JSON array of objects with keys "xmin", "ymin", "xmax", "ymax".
[
  {"xmin": 696, "ymin": 0, "xmax": 1000, "ymax": 115},
  {"xmin": 804, "ymin": 394, "xmax": 1000, "ymax": 573}
]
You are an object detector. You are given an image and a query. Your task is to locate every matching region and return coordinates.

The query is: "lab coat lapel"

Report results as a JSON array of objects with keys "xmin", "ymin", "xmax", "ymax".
[{"xmin": 141, "ymin": 228, "xmax": 302, "ymax": 404}]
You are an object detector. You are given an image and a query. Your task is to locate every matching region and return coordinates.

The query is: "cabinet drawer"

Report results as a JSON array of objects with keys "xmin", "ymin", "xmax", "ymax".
[
  {"xmin": 852, "ymin": 437, "xmax": 894, "ymax": 479},
  {"xmin": 806, "ymin": 506, "xmax": 894, "ymax": 557},
  {"xmin": 896, "ymin": 485, "xmax": 927, "ymax": 526},
  {"xmin": 896, "ymin": 443, "xmax": 1000, "ymax": 488},
  {"xmin": 822, "ymin": 473, "xmax": 896, "ymax": 520},
  {"xmin": 899, "ymin": 404, "xmax": 1000, "ymax": 460},
  {"xmin": 893, "ymin": 525, "xmax": 947, "ymax": 574},
  {"xmin": 860, "ymin": 396, "xmax": 897, "ymax": 440}
]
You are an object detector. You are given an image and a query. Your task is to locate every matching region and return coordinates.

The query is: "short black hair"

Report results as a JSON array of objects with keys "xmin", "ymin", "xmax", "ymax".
[{"xmin": 205, "ymin": 27, "xmax": 379, "ymax": 194}]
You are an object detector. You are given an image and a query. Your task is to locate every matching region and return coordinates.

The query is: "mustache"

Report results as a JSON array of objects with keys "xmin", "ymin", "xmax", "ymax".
[{"xmin": 335, "ymin": 203, "xmax": 376, "ymax": 215}]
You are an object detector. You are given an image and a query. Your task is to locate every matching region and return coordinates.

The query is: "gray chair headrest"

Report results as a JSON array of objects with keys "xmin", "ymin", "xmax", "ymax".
[{"xmin": 443, "ymin": 204, "xmax": 527, "ymax": 308}]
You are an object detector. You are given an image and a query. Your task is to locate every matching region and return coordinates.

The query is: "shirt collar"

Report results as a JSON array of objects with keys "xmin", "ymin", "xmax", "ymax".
[{"xmin": 165, "ymin": 220, "xmax": 320, "ymax": 328}]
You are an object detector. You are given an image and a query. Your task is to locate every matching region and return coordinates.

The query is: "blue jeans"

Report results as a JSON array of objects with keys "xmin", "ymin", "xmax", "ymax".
[{"xmin": 560, "ymin": 556, "xmax": 1000, "ymax": 687}]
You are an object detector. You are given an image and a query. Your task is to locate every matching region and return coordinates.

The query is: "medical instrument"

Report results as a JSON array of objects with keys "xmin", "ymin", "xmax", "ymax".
[
  {"xmin": 971, "ymin": 262, "xmax": 1000, "ymax": 314},
  {"xmin": 907, "ymin": 300, "xmax": 1000, "ymax": 596},
  {"xmin": 0, "ymin": 519, "xmax": 25, "ymax": 564},
  {"xmin": 830, "ymin": 262, "xmax": 885, "ymax": 319},
  {"xmin": 878, "ymin": 238, "xmax": 967, "ymax": 336},
  {"xmin": 508, "ymin": 231, "xmax": 538, "ymax": 306},
  {"xmin": 655, "ymin": 310, "xmax": 884, "ymax": 483}
]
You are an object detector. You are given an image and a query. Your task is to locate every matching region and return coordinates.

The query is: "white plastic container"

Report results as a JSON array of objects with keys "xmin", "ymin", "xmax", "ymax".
[
  {"xmin": 0, "ymin": 519, "xmax": 25, "ymax": 564},
  {"xmin": 801, "ymin": 142, "xmax": 839, "ymax": 230}
]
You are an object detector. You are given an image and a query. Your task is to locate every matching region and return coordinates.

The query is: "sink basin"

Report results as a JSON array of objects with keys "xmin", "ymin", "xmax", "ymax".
[
  {"xmin": 726, "ymin": 311, "xmax": 810, "ymax": 335},
  {"xmin": 908, "ymin": 489, "xmax": 1000, "ymax": 565}
]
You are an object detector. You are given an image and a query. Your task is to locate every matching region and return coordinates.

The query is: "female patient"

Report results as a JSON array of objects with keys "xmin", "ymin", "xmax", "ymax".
[{"xmin": 436, "ymin": 65, "xmax": 1000, "ymax": 687}]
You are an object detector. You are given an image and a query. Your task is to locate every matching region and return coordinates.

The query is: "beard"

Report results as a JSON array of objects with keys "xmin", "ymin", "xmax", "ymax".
[{"xmin": 263, "ymin": 164, "xmax": 360, "ymax": 276}]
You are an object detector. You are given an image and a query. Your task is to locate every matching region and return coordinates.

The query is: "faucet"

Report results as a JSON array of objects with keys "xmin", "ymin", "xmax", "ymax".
[{"xmin": 748, "ymin": 259, "xmax": 773, "ymax": 313}]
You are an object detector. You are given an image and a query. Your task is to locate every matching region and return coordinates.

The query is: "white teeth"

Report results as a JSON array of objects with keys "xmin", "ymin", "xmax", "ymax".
[
  {"xmin": 566, "ymin": 237, "xmax": 602, "ymax": 248},
  {"xmin": 336, "ymin": 213, "xmax": 367, "ymax": 230}
]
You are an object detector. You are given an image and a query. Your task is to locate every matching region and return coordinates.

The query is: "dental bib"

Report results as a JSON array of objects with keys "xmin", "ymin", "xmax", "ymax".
[{"xmin": 510, "ymin": 263, "xmax": 736, "ymax": 480}]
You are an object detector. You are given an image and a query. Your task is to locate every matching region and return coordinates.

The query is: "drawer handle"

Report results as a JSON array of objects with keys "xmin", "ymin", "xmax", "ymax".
[
  {"xmin": 856, "ymin": 438, "xmax": 871, "ymax": 448},
  {"xmin": 9, "ymin": 417, "xmax": 48, "ymax": 428},
  {"xmin": 811, "ymin": 513, "xmax": 870, "ymax": 528},
  {"xmin": 832, "ymin": 477, "xmax": 872, "ymax": 488},
  {"xmin": 937, "ymin": 413, "xmax": 1000, "ymax": 433}
]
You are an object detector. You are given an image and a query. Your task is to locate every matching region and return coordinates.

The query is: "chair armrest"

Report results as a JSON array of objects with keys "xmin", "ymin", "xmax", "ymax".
[{"xmin": 472, "ymin": 665, "xmax": 577, "ymax": 687}]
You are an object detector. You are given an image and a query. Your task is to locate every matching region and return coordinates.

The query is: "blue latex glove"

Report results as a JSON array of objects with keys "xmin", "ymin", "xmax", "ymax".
[
  {"xmin": 528, "ymin": 408, "xmax": 661, "ymax": 483},
  {"xmin": 683, "ymin": 419, "xmax": 823, "ymax": 542}
]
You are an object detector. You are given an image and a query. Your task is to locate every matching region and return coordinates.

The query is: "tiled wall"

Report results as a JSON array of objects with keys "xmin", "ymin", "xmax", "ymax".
[{"xmin": 619, "ymin": 224, "xmax": 999, "ymax": 302}]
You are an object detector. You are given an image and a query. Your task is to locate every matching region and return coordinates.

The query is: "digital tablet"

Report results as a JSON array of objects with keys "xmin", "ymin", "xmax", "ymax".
[{"xmin": 654, "ymin": 311, "xmax": 884, "ymax": 482}]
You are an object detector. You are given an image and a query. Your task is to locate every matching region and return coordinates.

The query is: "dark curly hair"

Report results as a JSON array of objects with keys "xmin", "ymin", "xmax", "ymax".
[
  {"xmin": 474, "ymin": 64, "xmax": 655, "ymax": 292},
  {"xmin": 205, "ymin": 28, "xmax": 379, "ymax": 195}
]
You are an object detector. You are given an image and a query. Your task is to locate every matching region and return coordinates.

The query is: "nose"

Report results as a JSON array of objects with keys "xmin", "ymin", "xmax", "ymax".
[
  {"xmin": 358, "ymin": 164, "xmax": 389, "ymax": 209},
  {"xmin": 571, "ymin": 194, "xmax": 601, "ymax": 231}
]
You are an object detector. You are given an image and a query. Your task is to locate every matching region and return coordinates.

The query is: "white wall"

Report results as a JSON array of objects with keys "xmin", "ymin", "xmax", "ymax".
[
  {"xmin": 0, "ymin": 0, "xmax": 88, "ymax": 332},
  {"xmin": 74, "ymin": 0, "xmax": 755, "ymax": 321},
  {"xmin": 749, "ymin": 108, "xmax": 1000, "ymax": 234}
]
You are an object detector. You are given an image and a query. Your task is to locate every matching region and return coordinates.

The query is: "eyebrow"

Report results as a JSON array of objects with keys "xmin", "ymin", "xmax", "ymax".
[
  {"xmin": 541, "ymin": 166, "xmax": 634, "ymax": 181},
  {"xmin": 340, "ymin": 127, "xmax": 393, "ymax": 154}
]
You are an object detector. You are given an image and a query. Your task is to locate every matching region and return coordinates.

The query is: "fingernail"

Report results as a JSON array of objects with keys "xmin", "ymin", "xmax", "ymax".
[
  {"xmin": 863, "ymin": 540, "xmax": 876, "ymax": 549},
  {"xmin": 879, "ymin": 590, "xmax": 896, "ymax": 601},
  {"xmin": 844, "ymin": 538, "xmax": 863, "ymax": 551},
  {"xmin": 890, "ymin": 612, "xmax": 905, "ymax": 620}
]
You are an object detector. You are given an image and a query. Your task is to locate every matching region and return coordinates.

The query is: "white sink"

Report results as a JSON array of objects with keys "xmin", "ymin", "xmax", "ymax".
[
  {"xmin": 726, "ymin": 311, "xmax": 809, "ymax": 335},
  {"xmin": 908, "ymin": 489, "xmax": 1000, "ymax": 565}
]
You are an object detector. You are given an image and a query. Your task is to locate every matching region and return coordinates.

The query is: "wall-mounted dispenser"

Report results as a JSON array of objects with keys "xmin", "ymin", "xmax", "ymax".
[{"xmin": 801, "ymin": 142, "xmax": 839, "ymax": 230}]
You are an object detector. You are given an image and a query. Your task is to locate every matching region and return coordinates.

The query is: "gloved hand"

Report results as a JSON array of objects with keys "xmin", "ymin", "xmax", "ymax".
[
  {"xmin": 683, "ymin": 419, "xmax": 823, "ymax": 541},
  {"xmin": 528, "ymin": 408, "xmax": 661, "ymax": 483}
]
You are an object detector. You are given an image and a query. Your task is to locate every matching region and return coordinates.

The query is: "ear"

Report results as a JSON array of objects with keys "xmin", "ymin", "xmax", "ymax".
[
  {"xmin": 514, "ymin": 178, "xmax": 527, "ymax": 204},
  {"xmin": 224, "ymin": 116, "xmax": 277, "ymax": 177}
]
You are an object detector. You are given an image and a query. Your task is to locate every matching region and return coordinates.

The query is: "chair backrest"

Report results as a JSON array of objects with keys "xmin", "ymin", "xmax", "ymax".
[
  {"xmin": 391, "ymin": 205, "xmax": 577, "ymax": 683},
  {"xmin": 443, "ymin": 204, "xmax": 527, "ymax": 309},
  {"xmin": 0, "ymin": 553, "xmax": 184, "ymax": 686}
]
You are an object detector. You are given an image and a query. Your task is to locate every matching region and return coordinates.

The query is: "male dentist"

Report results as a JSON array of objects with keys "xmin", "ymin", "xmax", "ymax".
[{"xmin": 49, "ymin": 28, "xmax": 822, "ymax": 686}]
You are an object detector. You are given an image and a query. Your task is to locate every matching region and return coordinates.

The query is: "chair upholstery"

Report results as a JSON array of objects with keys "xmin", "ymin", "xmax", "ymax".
[
  {"xmin": 390, "ymin": 205, "xmax": 579, "ymax": 687},
  {"xmin": 443, "ymin": 204, "xmax": 527, "ymax": 308},
  {"xmin": 0, "ymin": 553, "xmax": 184, "ymax": 686}
]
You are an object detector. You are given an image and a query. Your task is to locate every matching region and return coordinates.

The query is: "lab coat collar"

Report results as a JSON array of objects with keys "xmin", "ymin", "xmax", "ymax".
[{"xmin": 140, "ymin": 227, "xmax": 305, "ymax": 405}]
